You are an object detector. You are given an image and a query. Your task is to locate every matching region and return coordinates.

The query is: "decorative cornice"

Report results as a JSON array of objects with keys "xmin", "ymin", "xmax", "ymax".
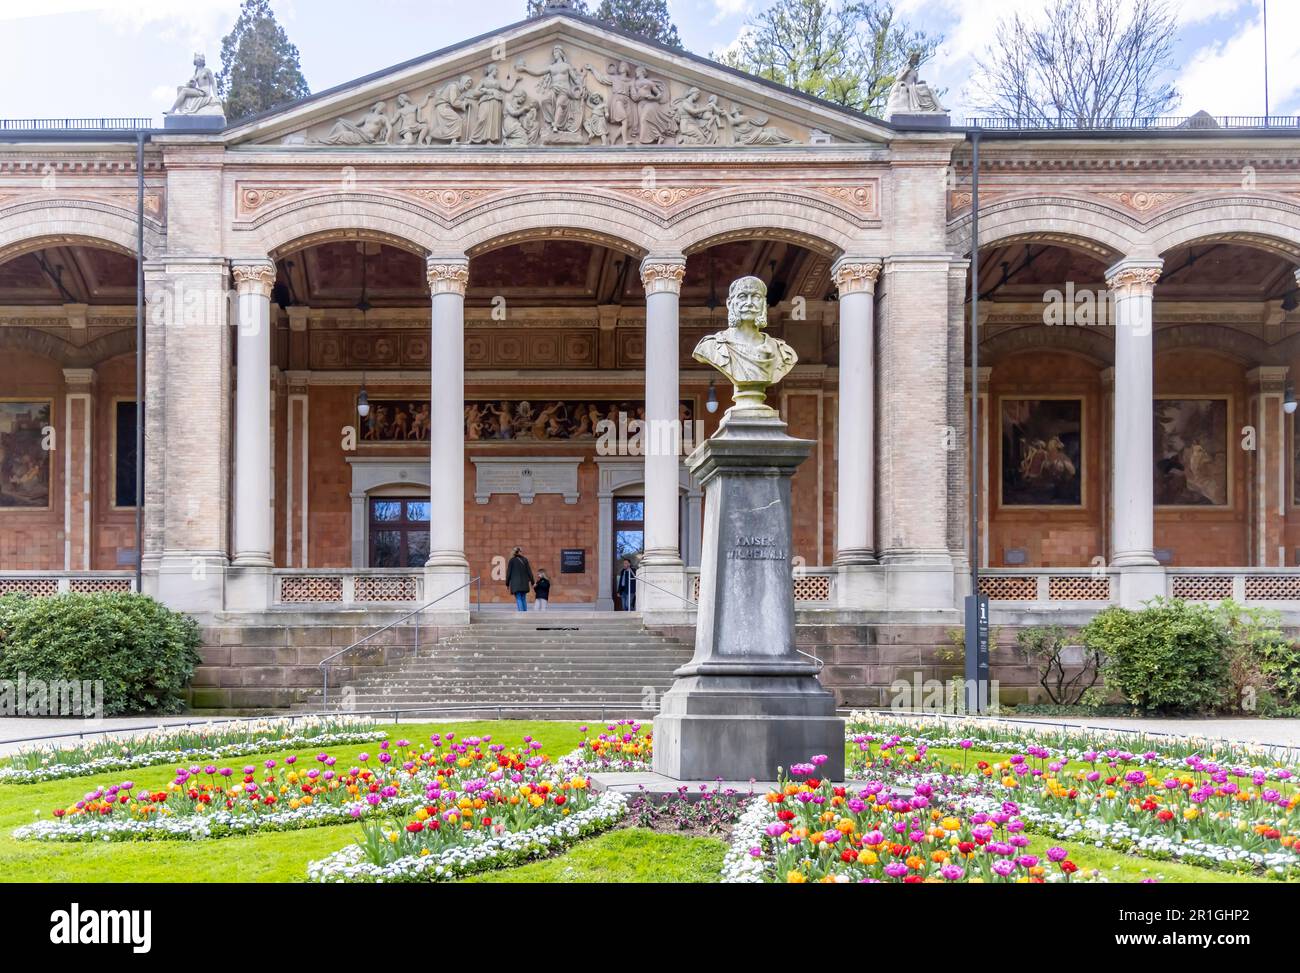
[
  {"xmin": 231, "ymin": 260, "xmax": 276, "ymax": 297},
  {"xmin": 426, "ymin": 257, "xmax": 470, "ymax": 296},
  {"xmin": 639, "ymin": 256, "xmax": 686, "ymax": 295},
  {"xmin": 831, "ymin": 257, "xmax": 882, "ymax": 295}
]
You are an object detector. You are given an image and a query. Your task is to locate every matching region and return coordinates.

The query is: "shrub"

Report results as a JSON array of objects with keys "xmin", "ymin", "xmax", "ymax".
[
  {"xmin": 1215, "ymin": 599, "xmax": 1300, "ymax": 714},
  {"xmin": 1015, "ymin": 624, "xmax": 1101, "ymax": 706},
  {"xmin": 0, "ymin": 593, "xmax": 201, "ymax": 715},
  {"xmin": 1081, "ymin": 598, "xmax": 1230, "ymax": 714}
]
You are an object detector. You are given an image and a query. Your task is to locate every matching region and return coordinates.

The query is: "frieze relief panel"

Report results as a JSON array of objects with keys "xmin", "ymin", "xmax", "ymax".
[
  {"xmin": 274, "ymin": 40, "xmax": 819, "ymax": 149},
  {"xmin": 309, "ymin": 328, "xmax": 598, "ymax": 369}
]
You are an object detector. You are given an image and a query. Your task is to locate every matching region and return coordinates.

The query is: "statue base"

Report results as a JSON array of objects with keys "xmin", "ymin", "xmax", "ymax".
[
  {"xmin": 652, "ymin": 405, "xmax": 844, "ymax": 781},
  {"xmin": 164, "ymin": 113, "xmax": 226, "ymax": 131}
]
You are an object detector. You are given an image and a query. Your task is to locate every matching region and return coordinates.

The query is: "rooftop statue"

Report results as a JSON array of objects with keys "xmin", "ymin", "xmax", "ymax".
[
  {"xmin": 884, "ymin": 51, "xmax": 946, "ymax": 119},
  {"xmin": 693, "ymin": 276, "xmax": 797, "ymax": 413},
  {"xmin": 167, "ymin": 53, "xmax": 224, "ymax": 117}
]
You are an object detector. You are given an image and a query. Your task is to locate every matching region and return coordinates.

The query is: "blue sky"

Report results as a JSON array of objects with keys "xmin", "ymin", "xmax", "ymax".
[{"xmin": 0, "ymin": 0, "xmax": 1294, "ymax": 123}]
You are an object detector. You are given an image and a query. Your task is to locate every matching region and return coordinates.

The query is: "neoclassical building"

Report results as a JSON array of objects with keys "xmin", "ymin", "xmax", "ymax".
[{"xmin": 3, "ymin": 7, "xmax": 1300, "ymax": 647}]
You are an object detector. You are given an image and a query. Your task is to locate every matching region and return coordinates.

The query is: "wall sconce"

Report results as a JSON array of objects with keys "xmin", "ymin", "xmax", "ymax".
[
  {"xmin": 1285, "ymin": 380, "xmax": 1296, "ymax": 416},
  {"xmin": 705, "ymin": 377, "xmax": 719, "ymax": 414}
]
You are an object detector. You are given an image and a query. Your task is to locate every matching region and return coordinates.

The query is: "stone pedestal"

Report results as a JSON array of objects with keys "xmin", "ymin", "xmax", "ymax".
[{"xmin": 653, "ymin": 407, "xmax": 844, "ymax": 782}]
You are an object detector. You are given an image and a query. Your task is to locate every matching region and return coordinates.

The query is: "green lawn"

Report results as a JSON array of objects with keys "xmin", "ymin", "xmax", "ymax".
[
  {"xmin": 0, "ymin": 720, "xmax": 585, "ymax": 883},
  {"xmin": 463, "ymin": 827, "xmax": 727, "ymax": 883},
  {"xmin": 0, "ymin": 719, "xmax": 1280, "ymax": 884}
]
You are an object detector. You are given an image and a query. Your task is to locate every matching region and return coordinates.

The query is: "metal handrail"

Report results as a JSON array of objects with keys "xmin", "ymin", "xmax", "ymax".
[
  {"xmin": 633, "ymin": 573, "xmax": 698, "ymax": 610},
  {"xmin": 320, "ymin": 576, "xmax": 480, "ymax": 707},
  {"xmin": 635, "ymin": 572, "xmax": 823, "ymax": 672}
]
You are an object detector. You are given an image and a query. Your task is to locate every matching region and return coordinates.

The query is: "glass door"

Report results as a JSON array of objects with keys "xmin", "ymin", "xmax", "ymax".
[
  {"xmin": 612, "ymin": 496, "xmax": 644, "ymax": 609},
  {"xmin": 368, "ymin": 497, "xmax": 431, "ymax": 567}
]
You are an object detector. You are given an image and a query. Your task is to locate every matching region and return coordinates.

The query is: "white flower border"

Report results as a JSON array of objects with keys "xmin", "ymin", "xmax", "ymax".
[
  {"xmin": 306, "ymin": 791, "xmax": 628, "ymax": 883},
  {"xmin": 0, "ymin": 724, "xmax": 388, "ymax": 784},
  {"xmin": 721, "ymin": 797, "xmax": 770, "ymax": 884},
  {"xmin": 12, "ymin": 793, "xmax": 428, "ymax": 843}
]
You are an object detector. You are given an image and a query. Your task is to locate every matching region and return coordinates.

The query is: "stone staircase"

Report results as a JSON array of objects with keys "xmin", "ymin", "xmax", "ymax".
[{"xmin": 291, "ymin": 612, "xmax": 694, "ymax": 718}]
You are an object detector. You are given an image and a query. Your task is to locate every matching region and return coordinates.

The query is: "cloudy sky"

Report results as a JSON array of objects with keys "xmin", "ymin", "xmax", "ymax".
[{"xmin": 0, "ymin": 0, "xmax": 1293, "ymax": 123}]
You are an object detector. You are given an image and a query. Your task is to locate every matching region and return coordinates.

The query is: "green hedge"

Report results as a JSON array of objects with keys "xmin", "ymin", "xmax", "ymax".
[{"xmin": 0, "ymin": 593, "xmax": 201, "ymax": 715}]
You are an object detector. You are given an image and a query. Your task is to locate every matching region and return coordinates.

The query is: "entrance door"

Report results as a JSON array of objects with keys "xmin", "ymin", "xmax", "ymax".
[
  {"xmin": 612, "ymin": 496, "xmax": 644, "ymax": 608},
  {"xmin": 368, "ymin": 497, "xmax": 431, "ymax": 567}
]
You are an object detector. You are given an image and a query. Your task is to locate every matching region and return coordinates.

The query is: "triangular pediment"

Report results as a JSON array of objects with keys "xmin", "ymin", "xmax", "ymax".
[{"xmin": 220, "ymin": 13, "xmax": 893, "ymax": 148}]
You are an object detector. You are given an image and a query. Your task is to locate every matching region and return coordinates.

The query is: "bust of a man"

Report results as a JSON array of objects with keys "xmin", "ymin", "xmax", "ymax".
[{"xmin": 693, "ymin": 276, "xmax": 797, "ymax": 412}]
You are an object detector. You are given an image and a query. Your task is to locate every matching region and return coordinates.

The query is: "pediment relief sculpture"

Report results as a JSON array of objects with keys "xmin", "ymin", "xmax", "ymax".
[{"xmin": 298, "ymin": 43, "xmax": 806, "ymax": 148}]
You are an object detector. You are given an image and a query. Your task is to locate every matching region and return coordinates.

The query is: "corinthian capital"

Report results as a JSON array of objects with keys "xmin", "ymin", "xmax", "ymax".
[
  {"xmin": 831, "ymin": 257, "xmax": 883, "ymax": 296},
  {"xmin": 639, "ymin": 255, "xmax": 686, "ymax": 295},
  {"xmin": 1104, "ymin": 258, "xmax": 1163, "ymax": 297},
  {"xmin": 426, "ymin": 256, "xmax": 470, "ymax": 296},
  {"xmin": 231, "ymin": 259, "xmax": 276, "ymax": 297}
]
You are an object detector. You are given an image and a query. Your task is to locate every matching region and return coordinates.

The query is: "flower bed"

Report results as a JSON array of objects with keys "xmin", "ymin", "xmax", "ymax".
[
  {"xmin": 0, "ymin": 716, "xmax": 386, "ymax": 784},
  {"xmin": 724, "ymin": 756, "xmax": 1087, "ymax": 883},
  {"xmin": 14, "ymin": 732, "xmax": 548, "ymax": 843},
  {"xmin": 844, "ymin": 711, "xmax": 1300, "ymax": 780},
  {"xmin": 557, "ymin": 719, "xmax": 653, "ymax": 774},
  {"xmin": 308, "ymin": 787, "xmax": 626, "ymax": 883},
  {"xmin": 847, "ymin": 730, "xmax": 1300, "ymax": 879}
]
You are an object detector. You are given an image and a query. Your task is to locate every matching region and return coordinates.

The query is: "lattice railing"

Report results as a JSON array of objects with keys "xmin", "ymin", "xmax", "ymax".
[
  {"xmin": 274, "ymin": 570, "xmax": 424, "ymax": 607},
  {"xmin": 682, "ymin": 569, "xmax": 833, "ymax": 603},
  {"xmin": 1169, "ymin": 574, "xmax": 1234, "ymax": 601},
  {"xmin": 0, "ymin": 574, "xmax": 136, "ymax": 597},
  {"xmin": 1244, "ymin": 575, "xmax": 1300, "ymax": 601}
]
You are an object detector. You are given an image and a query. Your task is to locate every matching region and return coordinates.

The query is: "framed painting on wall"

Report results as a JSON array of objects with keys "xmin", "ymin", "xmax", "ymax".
[
  {"xmin": 0, "ymin": 400, "xmax": 52, "ymax": 508},
  {"xmin": 1000, "ymin": 397, "xmax": 1084, "ymax": 507},
  {"xmin": 1153, "ymin": 397, "xmax": 1230, "ymax": 507}
]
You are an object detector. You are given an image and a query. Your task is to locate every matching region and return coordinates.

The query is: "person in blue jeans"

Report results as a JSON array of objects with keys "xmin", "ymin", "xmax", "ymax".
[{"xmin": 506, "ymin": 547, "xmax": 534, "ymax": 611}]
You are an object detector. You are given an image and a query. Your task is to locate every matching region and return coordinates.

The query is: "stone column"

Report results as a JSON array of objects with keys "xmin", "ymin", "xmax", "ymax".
[
  {"xmin": 831, "ymin": 257, "xmax": 881, "ymax": 608},
  {"xmin": 140, "ymin": 262, "xmax": 168, "ymax": 589},
  {"xmin": 1105, "ymin": 258, "xmax": 1163, "ymax": 606},
  {"xmin": 639, "ymin": 254, "xmax": 688, "ymax": 613},
  {"xmin": 231, "ymin": 260, "xmax": 275, "ymax": 567},
  {"xmin": 152, "ymin": 257, "xmax": 232, "ymax": 613},
  {"xmin": 425, "ymin": 256, "xmax": 471, "ymax": 615},
  {"xmin": 62, "ymin": 368, "xmax": 95, "ymax": 572},
  {"xmin": 876, "ymin": 254, "xmax": 955, "ymax": 609},
  {"xmin": 1248, "ymin": 366, "xmax": 1288, "ymax": 566}
]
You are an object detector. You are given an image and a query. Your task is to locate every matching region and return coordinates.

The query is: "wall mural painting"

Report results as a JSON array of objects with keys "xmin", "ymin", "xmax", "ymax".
[
  {"xmin": 1000, "ymin": 398, "xmax": 1083, "ymax": 507},
  {"xmin": 360, "ymin": 399, "xmax": 695, "ymax": 442},
  {"xmin": 0, "ymin": 401, "xmax": 52, "ymax": 508},
  {"xmin": 1154, "ymin": 397, "xmax": 1229, "ymax": 507},
  {"xmin": 309, "ymin": 45, "xmax": 800, "ymax": 149}
]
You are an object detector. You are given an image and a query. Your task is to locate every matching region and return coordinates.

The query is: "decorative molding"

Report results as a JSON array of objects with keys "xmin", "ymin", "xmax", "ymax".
[
  {"xmin": 471, "ymin": 456, "xmax": 583, "ymax": 505},
  {"xmin": 1105, "ymin": 259, "xmax": 1163, "ymax": 295},
  {"xmin": 231, "ymin": 260, "xmax": 276, "ymax": 296},
  {"xmin": 639, "ymin": 256, "xmax": 686, "ymax": 295},
  {"xmin": 831, "ymin": 257, "xmax": 882, "ymax": 295},
  {"xmin": 426, "ymin": 258, "xmax": 469, "ymax": 295},
  {"xmin": 615, "ymin": 185, "xmax": 711, "ymax": 209},
  {"xmin": 1096, "ymin": 190, "xmax": 1186, "ymax": 213}
]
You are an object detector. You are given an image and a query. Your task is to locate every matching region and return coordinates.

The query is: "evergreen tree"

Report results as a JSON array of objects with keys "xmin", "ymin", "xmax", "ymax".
[
  {"xmin": 527, "ymin": 0, "xmax": 683, "ymax": 49},
  {"xmin": 593, "ymin": 0, "xmax": 682, "ymax": 49},
  {"xmin": 217, "ymin": 0, "xmax": 310, "ymax": 122}
]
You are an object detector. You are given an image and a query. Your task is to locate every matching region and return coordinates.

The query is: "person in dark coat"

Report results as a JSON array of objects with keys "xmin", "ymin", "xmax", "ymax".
[
  {"xmin": 616, "ymin": 557, "xmax": 636, "ymax": 611},
  {"xmin": 506, "ymin": 547, "xmax": 534, "ymax": 612},
  {"xmin": 533, "ymin": 569, "xmax": 551, "ymax": 611}
]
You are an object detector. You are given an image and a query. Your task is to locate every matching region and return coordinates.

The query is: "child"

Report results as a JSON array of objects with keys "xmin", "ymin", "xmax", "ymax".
[{"xmin": 533, "ymin": 570, "xmax": 551, "ymax": 611}]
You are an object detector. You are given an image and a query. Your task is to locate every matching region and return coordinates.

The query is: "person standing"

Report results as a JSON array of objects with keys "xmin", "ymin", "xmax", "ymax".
[
  {"xmin": 533, "ymin": 569, "xmax": 551, "ymax": 611},
  {"xmin": 616, "ymin": 557, "xmax": 636, "ymax": 611},
  {"xmin": 506, "ymin": 547, "xmax": 534, "ymax": 612}
]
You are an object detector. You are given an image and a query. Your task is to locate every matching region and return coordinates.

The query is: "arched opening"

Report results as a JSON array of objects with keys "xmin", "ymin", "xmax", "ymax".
[{"xmin": 0, "ymin": 240, "xmax": 140, "ymax": 575}]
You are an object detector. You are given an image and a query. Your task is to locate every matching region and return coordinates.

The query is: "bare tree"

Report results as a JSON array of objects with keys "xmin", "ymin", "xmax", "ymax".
[{"xmin": 970, "ymin": 0, "xmax": 1180, "ymax": 125}]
